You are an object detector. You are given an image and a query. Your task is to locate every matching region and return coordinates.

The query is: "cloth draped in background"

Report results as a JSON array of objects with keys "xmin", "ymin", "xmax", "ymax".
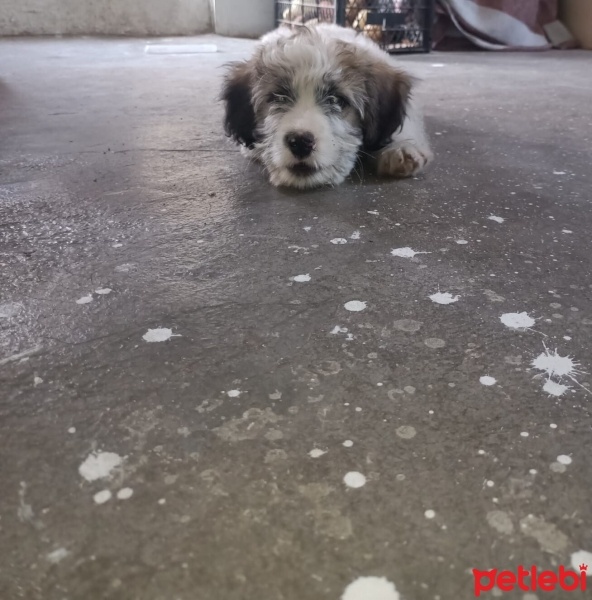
[{"xmin": 435, "ymin": 0, "xmax": 558, "ymax": 50}]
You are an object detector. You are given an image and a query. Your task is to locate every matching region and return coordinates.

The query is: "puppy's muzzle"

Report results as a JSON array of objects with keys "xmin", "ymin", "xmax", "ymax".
[{"xmin": 285, "ymin": 131, "xmax": 316, "ymax": 159}]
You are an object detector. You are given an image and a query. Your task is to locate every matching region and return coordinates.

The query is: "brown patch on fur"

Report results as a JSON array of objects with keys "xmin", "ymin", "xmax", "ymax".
[
  {"xmin": 362, "ymin": 62, "xmax": 413, "ymax": 151},
  {"xmin": 332, "ymin": 41, "xmax": 413, "ymax": 151}
]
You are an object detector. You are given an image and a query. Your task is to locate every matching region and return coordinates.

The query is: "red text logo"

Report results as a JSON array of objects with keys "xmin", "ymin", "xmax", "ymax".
[{"xmin": 472, "ymin": 564, "xmax": 588, "ymax": 596}]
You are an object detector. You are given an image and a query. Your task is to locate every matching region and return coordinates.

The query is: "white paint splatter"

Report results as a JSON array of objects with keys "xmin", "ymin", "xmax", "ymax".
[
  {"xmin": 350, "ymin": 231, "xmax": 361, "ymax": 240},
  {"xmin": 550, "ymin": 423, "xmax": 557, "ymax": 429},
  {"xmin": 112, "ymin": 243, "xmax": 123, "ymax": 248},
  {"xmin": 520, "ymin": 431, "xmax": 529, "ymax": 437},
  {"xmin": 562, "ymin": 229, "xmax": 573, "ymax": 234},
  {"xmin": 342, "ymin": 576, "xmax": 399, "ymax": 600},
  {"xmin": 330, "ymin": 326, "xmax": 348, "ymax": 334},
  {"xmin": 500, "ymin": 312, "xmax": 535, "ymax": 330},
  {"xmin": 46, "ymin": 548, "xmax": 70, "ymax": 564},
  {"xmin": 486, "ymin": 480, "xmax": 495, "ymax": 487},
  {"xmin": 557, "ymin": 454, "xmax": 572, "ymax": 465},
  {"xmin": 456, "ymin": 239, "xmax": 468, "ymax": 245},
  {"xmin": 0, "ymin": 302, "xmax": 22, "ymax": 319},
  {"xmin": 117, "ymin": 487, "xmax": 134, "ymax": 500},
  {"xmin": 543, "ymin": 379, "xmax": 570, "ymax": 397},
  {"xmin": 343, "ymin": 440, "xmax": 353, "ymax": 447},
  {"xmin": 93, "ymin": 490, "xmax": 112, "ymax": 504},
  {"xmin": 115, "ymin": 263, "xmax": 134, "ymax": 272},
  {"xmin": 68, "ymin": 427, "xmax": 76, "ymax": 434},
  {"xmin": 142, "ymin": 328, "xmax": 179, "ymax": 342},
  {"xmin": 424, "ymin": 338, "xmax": 445, "ymax": 349},
  {"xmin": 391, "ymin": 247, "xmax": 429, "ymax": 258},
  {"xmin": 424, "ymin": 509, "xmax": 436, "ymax": 519},
  {"xmin": 393, "ymin": 319, "xmax": 422, "ymax": 332},
  {"xmin": 571, "ymin": 550, "xmax": 592, "ymax": 575},
  {"xmin": 480, "ymin": 376, "xmax": 497, "ymax": 386},
  {"xmin": 292, "ymin": 274, "xmax": 311, "ymax": 282},
  {"xmin": 79, "ymin": 451, "xmax": 123, "ymax": 482},
  {"xmin": 95, "ymin": 288, "xmax": 112, "ymax": 295},
  {"xmin": 76, "ymin": 295, "xmax": 92, "ymax": 305},
  {"xmin": 227, "ymin": 389, "xmax": 241, "ymax": 397},
  {"xmin": 367, "ymin": 210, "xmax": 379, "ymax": 216},
  {"xmin": 488, "ymin": 215, "xmax": 505, "ymax": 224},
  {"xmin": 553, "ymin": 170, "xmax": 566, "ymax": 175},
  {"xmin": 269, "ymin": 390, "xmax": 282, "ymax": 400},
  {"xmin": 396, "ymin": 425, "xmax": 417, "ymax": 439},
  {"xmin": 343, "ymin": 471, "xmax": 366, "ymax": 488},
  {"xmin": 330, "ymin": 238, "xmax": 348, "ymax": 245},
  {"xmin": 431, "ymin": 63, "xmax": 445, "ymax": 67},
  {"xmin": 303, "ymin": 226, "xmax": 311, "ymax": 232},
  {"xmin": 158, "ymin": 498, "xmax": 166, "ymax": 505},
  {"xmin": 429, "ymin": 292, "xmax": 459, "ymax": 305},
  {"xmin": 33, "ymin": 376, "xmax": 43, "ymax": 386},
  {"xmin": 344, "ymin": 301, "xmax": 366, "ymax": 312},
  {"xmin": 532, "ymin": 348, "xmax": 578, "ymax": 378},
  {"xmin": 309, "ymin": 449, "xmax": 327, "ymax": 458}
]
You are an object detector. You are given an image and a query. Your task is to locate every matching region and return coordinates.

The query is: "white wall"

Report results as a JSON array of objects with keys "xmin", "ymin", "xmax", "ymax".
[
  {"xmin": 0, "ymin": 0, "xmax": 213, "ymax": 36},
  {"xmin": 213, "ymin": 0, "xmax": 275, "ymax": 38}
]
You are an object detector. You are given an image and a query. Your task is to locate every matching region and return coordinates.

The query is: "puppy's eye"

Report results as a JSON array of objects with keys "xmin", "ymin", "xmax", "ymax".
[
  {"xmin": 270, "ymin": 94, "xmax": 290, "ymax": 104},
  {"xmin": 326, "ymin": 95, "xmax": 348, "ymax": 109}
]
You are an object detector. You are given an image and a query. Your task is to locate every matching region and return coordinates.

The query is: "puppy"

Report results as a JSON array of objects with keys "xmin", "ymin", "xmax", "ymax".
[{"xmin": 221, "ymin": 24, "xmax": 432, "ymax": 189}]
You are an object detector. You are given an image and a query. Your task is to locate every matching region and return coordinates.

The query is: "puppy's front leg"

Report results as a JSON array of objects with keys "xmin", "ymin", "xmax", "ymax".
[{"xmin": 376, "ymin": 101, "xmax": 433, "ymax": 178}]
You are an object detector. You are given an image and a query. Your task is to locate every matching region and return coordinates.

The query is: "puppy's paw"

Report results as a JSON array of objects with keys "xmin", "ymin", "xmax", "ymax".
[{"xmin": 377, "ymin": 144, "xmax": 432, "ymax": 178}]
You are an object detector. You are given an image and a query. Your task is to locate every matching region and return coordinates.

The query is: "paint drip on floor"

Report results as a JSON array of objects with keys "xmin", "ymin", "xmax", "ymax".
[
  {"xmin": 79, "ymin": 451, "xmax": 123, "ymax": 482},
  {"xmin": 309, "ymin": 449, "xmax": 326, "ymax": 458},
  {"xmin": 571, "ymin": 550, "xmax": 592, "ymax": 575},
  {"xmin": 142, "ymin": 328, "xmax": 179, "ymax": 342},
  {"xmin": 341, "ymin": 576, "xmax": 400, "ymax": 600},
  {"xmin": 391, "ymin": 247, "xmax": 429, "ymax": 258},
  {"xmin": 93, "ymin": 490, "xmax": 112, "ymax": 504},
  {"xmin": 532, "ymin": 345, "xmax": 589, "ymax": 396},
  {"xmin": 429, "ymin": 292, "xmax": 459, "ymax": 304},
  {"xmin": 500, "ymin": 312, "xmax": 535, "ymax": 330},
  {"xmin": 343, "ymin": 472, "xmax": 366, "ymax": 488},
  {"xmin": 344, "ymin": 301, "xmax": 366, "ymax": 312}
]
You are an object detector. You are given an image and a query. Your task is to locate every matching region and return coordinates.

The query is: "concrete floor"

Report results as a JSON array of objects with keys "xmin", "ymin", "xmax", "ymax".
[{"xmin": 1, "ymin": 35, "xmax": 591, "ymax": 600}]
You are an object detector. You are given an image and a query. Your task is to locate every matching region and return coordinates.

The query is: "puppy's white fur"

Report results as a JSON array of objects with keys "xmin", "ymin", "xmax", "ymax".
[{"xmin": 222, "ymin": 24, "xmax": 433, "ymax": 189}]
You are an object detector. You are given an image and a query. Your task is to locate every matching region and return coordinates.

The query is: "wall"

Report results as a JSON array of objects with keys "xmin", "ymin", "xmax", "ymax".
[
  {"xmin": 0, "ymin": 0, "xmax": 212, "ymax": 36},
  {"xmin": 560, "ymin": 0, "xmax": 592, "ymax": 49},
  {"xmin": 213, "ymin": 0, "xmax": 275, "ymax": 38}
]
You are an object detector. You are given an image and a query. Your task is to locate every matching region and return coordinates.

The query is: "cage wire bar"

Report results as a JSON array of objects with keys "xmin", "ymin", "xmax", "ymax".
[{"xmin": 276, "ymin": 0, "xmax": 434, "ymax": 53}]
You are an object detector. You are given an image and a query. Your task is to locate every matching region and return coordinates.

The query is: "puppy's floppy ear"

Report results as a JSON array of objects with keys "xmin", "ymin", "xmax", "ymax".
[
  {"xmin": 362, "ymin": 65, "xmax": 414, "ymax": 152},
  {"xmin": 221, "ymin": 61, "xmax": 257, "ymax": 148}
]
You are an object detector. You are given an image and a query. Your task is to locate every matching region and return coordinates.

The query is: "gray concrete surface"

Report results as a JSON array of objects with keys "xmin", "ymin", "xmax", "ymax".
[
  {"xmin": 1, "ymin": 36, "xmax": 592, "ymax": 600},
  {"xmin": 0, "ymin": 0, "xmax": 212, "ymax": 36}
]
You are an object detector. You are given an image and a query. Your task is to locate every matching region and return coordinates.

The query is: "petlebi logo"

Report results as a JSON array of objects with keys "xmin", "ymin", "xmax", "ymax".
[{"xmin": 472, "ymin": 563, "xmax": 588, "ymax": 596}]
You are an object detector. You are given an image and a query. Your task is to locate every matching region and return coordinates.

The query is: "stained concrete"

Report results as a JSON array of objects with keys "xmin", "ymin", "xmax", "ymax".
[{"xmin": 1, "ymin": 36, "xmax": 592, "ymax": 600}]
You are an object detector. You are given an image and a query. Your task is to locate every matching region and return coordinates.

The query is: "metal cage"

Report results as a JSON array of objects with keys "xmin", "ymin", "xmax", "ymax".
[{"xmin": 276, "ymin": 0, "xmax": 434, "ymax": 53}]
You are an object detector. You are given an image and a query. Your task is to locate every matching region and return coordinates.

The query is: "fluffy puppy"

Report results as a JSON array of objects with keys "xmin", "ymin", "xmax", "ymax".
[{"xmin": 221, "ymin": 24, "xmax": 432, "ymax": 189}]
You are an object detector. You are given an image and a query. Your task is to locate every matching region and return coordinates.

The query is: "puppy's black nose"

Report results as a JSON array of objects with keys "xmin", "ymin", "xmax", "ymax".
[{"xmin": 285, "ymin": 131, "xmax": 316, "ymax": 159}]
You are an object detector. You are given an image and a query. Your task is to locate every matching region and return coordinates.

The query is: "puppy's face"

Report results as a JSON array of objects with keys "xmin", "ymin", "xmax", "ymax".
[{"xmin": 222, "ymin": 29, "xmax": 412, "ymax": 189}]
